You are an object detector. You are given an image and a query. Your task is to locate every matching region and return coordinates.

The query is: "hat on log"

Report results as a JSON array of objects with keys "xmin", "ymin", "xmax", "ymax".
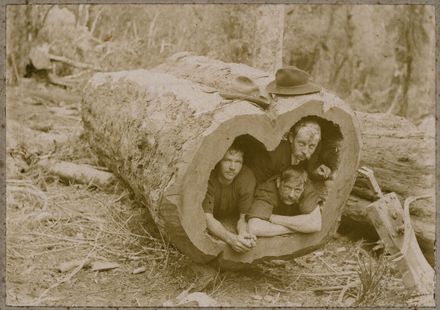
[
  {"xmin": 219, "ymin": 76, "xmax": 272, "ymax": 109},
  {"xmin": 266, "ymin": 66, "xmax": 321, "ymax": 95}
]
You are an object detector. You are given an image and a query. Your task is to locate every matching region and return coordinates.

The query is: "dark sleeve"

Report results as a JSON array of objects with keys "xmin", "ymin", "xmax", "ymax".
[
  {"xmin": 267, "ymin": 140, "xmax": 291, "ymax": 180},
  {"xmin": 247, "ymin": 140, "xmax": 290, "ymax": 183},
  {"xmin": 202, "ymin": 176, "xmax": 216, "ymax": 214},
  {"xmin": 235, "ymin": 167, "xmax": 257, "ymax": 214},
  {"xmin": 299, "ymin": 179, "xmax": 329, "ymax": 214},
  {"xmin": 319, "ymin": 140, "xmax": 340, "ymax": 172},
  {"xmin": 307, "ymin": 140, "xmax": 340, "ymax": 180},
  {"xmin": 246, "ymin": 179, "xmax": 278, "ymax": 221}
]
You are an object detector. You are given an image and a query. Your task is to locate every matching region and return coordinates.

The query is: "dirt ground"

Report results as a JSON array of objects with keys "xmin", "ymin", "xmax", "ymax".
[{"xmin": 5, "ymin": 79, "xmax": 428, "ymax": 307}]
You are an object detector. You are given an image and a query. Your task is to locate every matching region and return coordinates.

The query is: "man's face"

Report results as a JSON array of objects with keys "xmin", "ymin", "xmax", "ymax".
[
  {"xmin": 289, "ymin": 126, "xmax": 320, "ymax": 164},
  {"xmin": 278, "ymin": 178, "xmax": 305, "ymax": 206},
  {"xmin": 218, "ymin": 150, "xmax": 243, "ymax": 183}
]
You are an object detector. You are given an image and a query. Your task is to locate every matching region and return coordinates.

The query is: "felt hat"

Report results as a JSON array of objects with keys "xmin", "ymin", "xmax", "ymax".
[
  {"xmin": 266, "ymin": 66, "xmax": 321, "ymax": 95},
  {"xmin": 219, "ymin": 76, "xmax": 271, "ymax": 109}
]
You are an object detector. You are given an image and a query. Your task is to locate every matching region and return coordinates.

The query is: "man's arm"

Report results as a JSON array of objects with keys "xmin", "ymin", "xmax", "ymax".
[
  {"xmin": 269, "ymin": 206, "xmax": 322, "ymax": 233},
  {"xmin": 205, "ymin": 213, "xmax": 252, "ymax": 253},
  {"xmin": 248, "ymin": 217, "xmax": 292, "ymax": 237},
  {"xmin": 236, "ymin": 214, "xmax": 248, "ymax": 235},
  {"xmin": 237, "ymin": 214, "xmax": 257, "ymax": 246}
]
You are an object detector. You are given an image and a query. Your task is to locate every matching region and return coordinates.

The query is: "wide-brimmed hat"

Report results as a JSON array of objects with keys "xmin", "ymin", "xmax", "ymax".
[
  {"xmin": 266, "ymin": 66, "xmax": 321, "ymax": 95},
  {"xmin": 219, "ymin": 76, "xmax": 272, "ymax": 109}
]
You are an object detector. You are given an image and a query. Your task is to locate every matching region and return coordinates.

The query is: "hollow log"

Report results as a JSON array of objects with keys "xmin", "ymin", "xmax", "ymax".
[
  {"xmin": 153, "ymin": 53, "xmax": 435, "ymax": 263},
  {"xmin": 82, "ymin": 61, "xmax": 361, "ymax": 266},
  {"xmin": 83, "ymin": 53, "xmax": 434, "ymax": 267}
]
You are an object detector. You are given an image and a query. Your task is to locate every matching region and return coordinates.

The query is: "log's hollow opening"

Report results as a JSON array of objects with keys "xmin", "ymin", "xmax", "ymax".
[{"xmin": 202, "ymin": 115, "xmax": 343, "ymax": 239}]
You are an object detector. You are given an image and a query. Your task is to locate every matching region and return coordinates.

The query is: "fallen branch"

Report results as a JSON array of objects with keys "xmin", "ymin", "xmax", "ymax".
[
  {"xmin": 48, "ymin": 53, "xmax": 106, "ymax": 71},
  {"xmin": 38, "ymin": 159, "xmax": 116, "ymax": 188},
  {"xmin": 309, "ymin": 283, "xmax": 359, "ymax": 292},
  {"xmin": 296, "ymin": 271, "xmax": 357, "ymax": 277}
]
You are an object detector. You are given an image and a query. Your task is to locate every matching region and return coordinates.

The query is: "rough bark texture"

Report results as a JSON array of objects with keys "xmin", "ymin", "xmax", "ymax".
[
  {"xmin": 252, "ymin": 5, "xmax": 285, "ymax": 73},
  {"xmin": 354, "ymin": 112, "xmax": 434, "ymax": 199},
  {"xmin": 82, "ymin": 54, "xmax": 361, "ymax": 266}
]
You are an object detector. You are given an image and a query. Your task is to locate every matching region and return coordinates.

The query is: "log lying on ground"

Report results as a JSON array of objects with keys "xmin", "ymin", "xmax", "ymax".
[
  {"xmin": 83, "ymin": 53, "xmax": 434, "ymax": 266},
  {"xmin": 154, "ymin": 53, "xmax": 435, "ymax": 263},
  {"xmin": 82, "ymin": 65, "xmax": 361, "ymax": 266},
  {"xmin": 354, "ymin": 112, "xmax": 434, "ymax": 200},
  {"xmin": 38, "ymin": 159, "xmax": 116, "ymax": 188}
]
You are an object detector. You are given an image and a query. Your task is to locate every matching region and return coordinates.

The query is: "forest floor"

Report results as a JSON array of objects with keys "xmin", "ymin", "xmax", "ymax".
[{"xmin": 5, "ymin": 79, "xmax": 428, "ymax": 307}]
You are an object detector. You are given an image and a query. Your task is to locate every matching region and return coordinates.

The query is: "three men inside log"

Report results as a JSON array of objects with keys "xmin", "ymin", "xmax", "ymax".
[{"xmin": 203, "ymin": 118, "xmax": 337, "ymax": 253}]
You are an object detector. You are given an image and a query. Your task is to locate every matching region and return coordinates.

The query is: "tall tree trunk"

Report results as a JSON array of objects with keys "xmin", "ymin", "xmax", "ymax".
[{"xmin": 252, "ymin": 5, "xmax": 284, "ymax": 73}]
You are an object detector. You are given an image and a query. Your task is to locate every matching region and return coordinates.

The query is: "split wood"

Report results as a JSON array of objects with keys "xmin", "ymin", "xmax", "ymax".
[{"xmin": 366, "ymin": 193, "xmax": 434, "ymax": 295}]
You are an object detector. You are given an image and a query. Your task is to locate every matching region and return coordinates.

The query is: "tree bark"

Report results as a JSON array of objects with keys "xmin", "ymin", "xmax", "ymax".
[
  {"xmin": 82, "ymin": 54, "xmax": 361, "ymax": 267},
  {"xmin": 354, "ymin": 111, "xmax": 434, "ymax": 199},
  {"xmin": 252, "ymin": 5, "xmax": 284, "ymax": 73}
]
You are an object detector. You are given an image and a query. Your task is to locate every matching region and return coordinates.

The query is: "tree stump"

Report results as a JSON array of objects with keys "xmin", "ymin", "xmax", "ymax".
[{"xmin": 82, "ymin": 57, "xmax": 361, "ymax": 266}]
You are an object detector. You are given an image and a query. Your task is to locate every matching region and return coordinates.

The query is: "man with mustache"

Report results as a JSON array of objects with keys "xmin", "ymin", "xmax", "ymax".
[
  {"xmin": 247, "ymin": 118, "xmax": 334, "ymax": 218},
  {"xmin": 250, "ymin": 118, "xmax": 332, "ymax": 183},
  {"xmin": 202, "ymin": 141, "xmax": 257, "ymax": 253},
  {"xmin": 247, "ymin": 167, "xmax": 321, "ymax": 236}
]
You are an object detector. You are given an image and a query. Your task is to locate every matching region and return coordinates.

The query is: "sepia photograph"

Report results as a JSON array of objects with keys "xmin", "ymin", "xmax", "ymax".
[{"xmin": 4, "ymin": 3, "xmax": 436, "ymax": 308}]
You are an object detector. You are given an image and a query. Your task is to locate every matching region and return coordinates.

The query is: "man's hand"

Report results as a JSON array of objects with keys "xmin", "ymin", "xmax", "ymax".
[
  {"xmin": 228, "ymin": 234, "xmax": 253, "ymax": 253},
  {"xmin": 239, "ymin": 232, "xmax": 257, "ymax": 248},
  {"xmin": 313, "ymin": 164, "xmax": 332, "ymax": 180}
]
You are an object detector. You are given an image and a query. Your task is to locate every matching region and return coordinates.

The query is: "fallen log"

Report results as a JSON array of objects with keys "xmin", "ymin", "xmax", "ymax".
[
  {"xmin": 83, "ymin": 53, "xmax": 434, "ymax": 264},
  {"xmin": 38, "ymin": 159, "xmax": 116, "ymax": 188},
  {"xmin": 82, "ymin": 65, "xmax": 361, "ymax": 266},
  {"xmin": 153, "ymin": 53, "xmax": 435, "ymax": 263},
  {"xmin": 354, "ymin": 112, "xmax": 434, "ymax": 200}
]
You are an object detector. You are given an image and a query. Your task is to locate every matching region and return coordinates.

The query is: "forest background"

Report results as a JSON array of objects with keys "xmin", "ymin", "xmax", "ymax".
[{"xmin": 6, "ymin": 4, "xmax": 435, "ymax": 125}]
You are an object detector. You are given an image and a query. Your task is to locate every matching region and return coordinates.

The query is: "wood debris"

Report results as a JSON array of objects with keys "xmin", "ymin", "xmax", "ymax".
[{"xmin": 90, "ymin": 261, "xmax": 119, "ymax": 272}]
